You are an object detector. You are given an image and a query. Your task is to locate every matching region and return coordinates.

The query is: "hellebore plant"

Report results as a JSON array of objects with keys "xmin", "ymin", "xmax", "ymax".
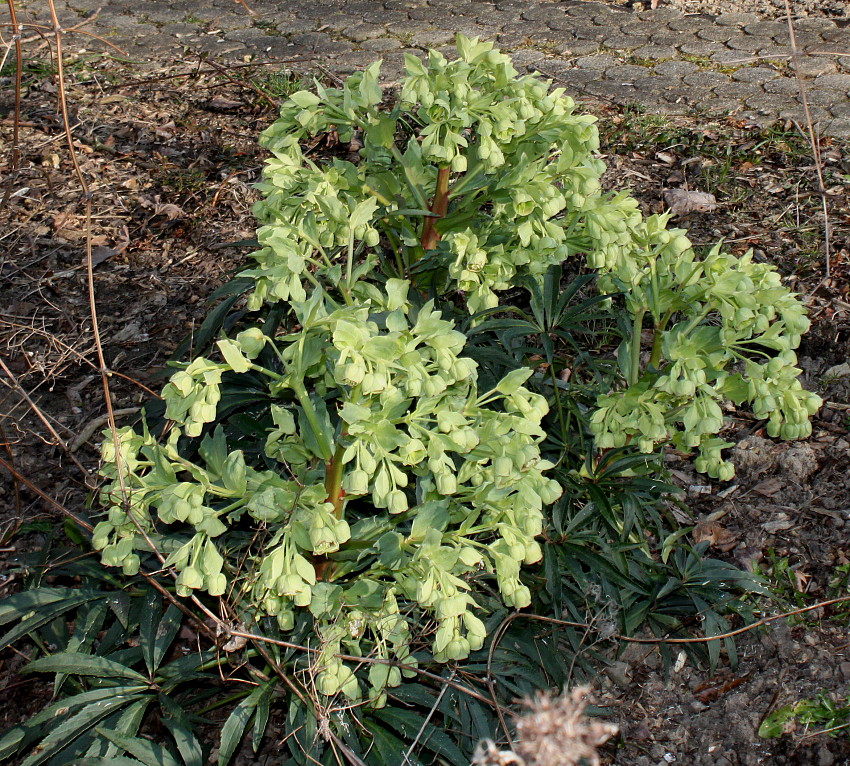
[{"xmin": 94, "ymin": 35, "xmax": 821, "ymax": 705}]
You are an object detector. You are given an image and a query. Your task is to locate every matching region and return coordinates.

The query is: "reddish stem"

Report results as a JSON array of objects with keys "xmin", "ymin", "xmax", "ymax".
[
  {"xmin": 420, "ymin": 166, "xmax": 451, "ymax": 251},
  {"xmin": 314, "ymin": 443, "xmax": 346, "ymax": 580}
]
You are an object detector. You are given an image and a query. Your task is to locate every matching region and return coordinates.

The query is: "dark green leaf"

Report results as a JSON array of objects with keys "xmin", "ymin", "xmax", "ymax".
[
  {"xmin": 160, "ymin": 695, "xmax": 204, "ymax": 766},
  {"xmin": 19, "ymin": 694, "xmax": 141, "ymax": 766},
  {"xmin": 139, "ymin": 591, "xmax": 162, "ymax": 676},
  {"xmin": 218, "ymin": 681, "xmax": 275, "ymax": 766},
  {"xmin": 94, "ymin": 728, "xmax": 180, "ymax": 766},
  {"xmin": 25, "ymin": 653, "xmax": 149, "ymax": 684},
  {"xmin": 0, "ymin": 591, "xmax": 105, "ymax": 648},
  {"xmin": 373, "ymin": 707, "xmax": 466, "ymax": 765},
  {"xmin": 151, "ymin": 604, "xmax": 183, "ymax": 673}
]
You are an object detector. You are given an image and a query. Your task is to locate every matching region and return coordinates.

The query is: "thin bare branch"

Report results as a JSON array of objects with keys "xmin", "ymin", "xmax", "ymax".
[
  {"xmin": 0, "ymin": 355, "xmax": 95, "ymax": 481},
  {"xmin": 0, "ymin": 453, "xmax": 93, "ymax": 531}
]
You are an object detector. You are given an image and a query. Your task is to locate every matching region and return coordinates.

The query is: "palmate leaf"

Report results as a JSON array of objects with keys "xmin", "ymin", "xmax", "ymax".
[
  {"xmin": 252, "ymin": 679, "xmax": 274, "ymax": 754},
  {"xmin": 379, "ymin": 673, "xmax": 503, "ymax": 761},
  {"xmin": 140, "ymin": 597, "xmax": 182, "ymax": 675},
  {"xmin": 55, "ymin": 601, "xmax": 109, "ymax": 695},
  {"xmin": 157, "ymin": 649, "xmax": 218, "ymax": 694},
  {"xmin": 79, "ymin": 697, "xmax": 155, "ymax": 764},
  {"xmin": 0, "ymin": 587, "xmax": 85, "ymax": 624},
  {"xmin": 186, "ymin": 278, "xmax": 253, "ymax": 360},
  {"xmin": 138, "ymin": 590, "xmax": 161, "ymax": 675},
  {"xmin": 361, "ymin": 720, "xmax": 420, "ymax": 766},
  {"xmin": 24, "ymin": 653, "xmax": 150, "ymax": 684},
  {"xmin": 106, "ymin": 591, "xmax": 133, "ymax": 628},
  {"xmin": 454, "ymin": 693, "xmax": 495, "ymax": 753}
]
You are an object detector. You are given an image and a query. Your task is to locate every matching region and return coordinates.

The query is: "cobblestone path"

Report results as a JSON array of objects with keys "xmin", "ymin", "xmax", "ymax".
[{"xmin": 6, "ymin": 0, "xmax": 850, "ymax": 136}]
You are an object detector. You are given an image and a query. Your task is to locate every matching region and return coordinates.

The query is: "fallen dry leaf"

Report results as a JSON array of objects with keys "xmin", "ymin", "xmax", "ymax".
[
  {"xmin": 793, "ymin": 569, "xmax": 811, "ymax": 593},
  {"xmin": 761, "ymin": 514, "xmax": 794, "ymax": 534},
  {"xmin": 693, "ymin": 520, "xmax": 738, "ymax": 551},
  {"xmin": 693, "ymin": 673, "xmax": 752, "ymax": 704},
  {"xmin": 205, "ymin": 95, "xmax": 245, "ymax": 112},
  {"xmin": 662, "ymin": 188, "xmax": 718, "ymax": 216},
  {"xmin": 751, "ymin": 477, "xmax": 785, "ymax": 497},
  {"xmin": 90, "ymin": 245, "xmax": 118, "ymax": 267},
  {"xmin": 154, "ymin": 202, "xmax": 185, "ymax": 220}
]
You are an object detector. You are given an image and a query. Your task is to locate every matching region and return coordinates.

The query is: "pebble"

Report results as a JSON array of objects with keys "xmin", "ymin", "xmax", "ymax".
[{"xmin": 606, "ymin": 661, "xmax": 632, "ymax": 686}]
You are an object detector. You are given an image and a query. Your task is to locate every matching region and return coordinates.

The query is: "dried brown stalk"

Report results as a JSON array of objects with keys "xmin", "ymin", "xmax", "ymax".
[
  {"xmin": 783, "ymin": 0, "xmax": 833, "ymax": 281},
  {"xmin": 1, "ymin": 0, "xmax": 23, "ymax": 211}
]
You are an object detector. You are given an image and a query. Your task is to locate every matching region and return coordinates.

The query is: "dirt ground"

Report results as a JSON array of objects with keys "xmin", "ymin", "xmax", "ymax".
[
  {"xmin": 1, "ymin": 49, "xmax": 850, "ymax": 765},
  {"xmin": 663, "ymin": 0, "xmax": 850, "ymax": 22}
]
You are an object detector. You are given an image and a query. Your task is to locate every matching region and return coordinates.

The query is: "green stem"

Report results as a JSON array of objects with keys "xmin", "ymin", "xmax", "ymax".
[
  {"xmin": 346, "ymin": 231, "xmax": 355, "ymax": 292},
  {"xmin": 314, "ymin": 442, "xmax": 347, "ymax": 582},
  {"xmin": 681, "ymin": 306, "xmax": 713, "ymax": 338},
  {"xmin": 362, "ymin": 182, "xmax": 393, "ymax": 207},
  {"xmin": 649, "ymin": 330, "xmax": 664, "ymax": 370},
  {"xmin": 549, "ymin": 365, "xmax": 569, "ymax": 462},
  {"xmin": 383, "ymin": 225, "xmax": 406, "ymax": 277},
  {"xmin": 248, "ymin": 363, "xmax": 284, "ymax": 382},
  {"xmin": 648, "ymin": 307, "xmax": 675, "ymax": 369},
  {"xmin": 390, "ymin": 144, "xmax": 429, "ymax": 211},
  {"xmin": 448, "ymin": 164, "xmax": 484, "ymax": 198},
  {"xmin": 291, "ymin": 380, "xmax": 324, "ymax": 448},
  {"xmin": 630, "ymin": 307, "xmax": 646, "ymax": 387}
]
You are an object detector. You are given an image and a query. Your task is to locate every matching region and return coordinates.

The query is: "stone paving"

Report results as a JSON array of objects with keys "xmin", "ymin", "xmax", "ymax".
[{"xmin": 5, "ymin": 0, "xmax": 850, "ymax": 136}]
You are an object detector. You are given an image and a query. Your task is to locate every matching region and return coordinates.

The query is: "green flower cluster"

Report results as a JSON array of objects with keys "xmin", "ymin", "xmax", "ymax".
[
  {"xmin": 95, "ymin": 277, "xmax": 560, "ymax": 700},
  {"xmin": 248, "ymin": 36, "xmax": 602, "ymax": 314},
  {"xmin": 94, "ymin": 34, "xmax": 822, "ymax": 708},
  {"xmin": 587, "ymin": 222, "xmax": 821, "ymax": 479}
]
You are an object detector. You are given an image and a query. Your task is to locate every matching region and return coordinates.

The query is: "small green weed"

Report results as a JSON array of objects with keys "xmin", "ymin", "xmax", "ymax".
[
  {"xmin": 251, "ymin": 68, "xmax": 310, "ymax": 100},
  {"xmin": 600, "ymin": 105, "xmax": 691, "ymax": 152},
  {"xmin": 680, "ymin": 53, "xmax": 712, "ymax": 68},
  {"xmin": 752, "ymin": 550, "xmax": 812, "ymax": 613},
  {"xmin": 760, "ymin": 691, "xmax": 850, "ymax": 739},
  {"xmin": 153, "ymin": 165, "xmax": 207, "ymax": 194},
  {"xmin": 253, "ymin": 18, "xmax": 281, "ymax": 36},
  {"xmin": 624, "ymin": 55, "xmax": 659, "ymax": 68}
]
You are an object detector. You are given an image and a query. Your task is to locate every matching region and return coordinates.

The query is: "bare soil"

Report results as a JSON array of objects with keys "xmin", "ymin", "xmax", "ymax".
[
  {"xmin": 637, "ymin": 0, "xmax": 850, "ymax": 21},
  {"xmin": 2, "ymin": 52, "xmax": 850, "ymax": 765}
]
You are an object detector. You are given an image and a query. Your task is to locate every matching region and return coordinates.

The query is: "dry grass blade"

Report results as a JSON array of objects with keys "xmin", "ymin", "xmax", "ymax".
[
  {"xmin": 1, "ymin": 0, "xmax": 23, "ymax": 210},
  {"xmin": 38, "ymin": 0, "xmax": 138, "ymax": 533},
  {"xmin": 783, "ymin": 0, "xmax": 833, "ymax": 281},
  {"xmin": 15, "ymin": 13, "xmax": 127, "ymax": 56}
]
